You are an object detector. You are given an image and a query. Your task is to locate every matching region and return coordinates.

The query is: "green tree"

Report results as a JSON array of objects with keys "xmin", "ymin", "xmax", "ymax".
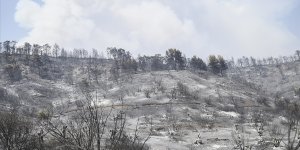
[
  {"xmin": 296, "ymin": 50, "xmax": 300, "ymax": 61},
  {"xmin": 166, "ymin": 49, "xmax": 185, "ymax": 70},
  {"xmin": 218, "ymin": 55, "xmax": 227, "ymax": 76},
  {"xmin": 208, "ymin": 55, "xmax": 219, "ymax": 74},
  {"xmin": 107, "ymin": 47, "xmax": 137, "ymax": 72},
  {"xmin": 151, "ymin": 54, "xmax": 165, "ymax": 71},
  {"xmin": 208, "ymin": 55, "xmax": 227, "ymax": 76},
  {"xmin": 166, "ymin": 49, "xmax": 176, "ymax": 70},
  {"xmin": 190, "ymin": 56, "xmax": 207, "ymax": 71}
]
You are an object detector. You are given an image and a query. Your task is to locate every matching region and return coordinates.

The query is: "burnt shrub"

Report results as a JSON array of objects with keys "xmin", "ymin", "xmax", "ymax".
[
  {"xmin": 0, "ymin": 111, "xmax": 38, "ymax": 150},
  {"xmin": 4, "ymin": 64, "xmax": 22, "ymax": 81},
  {"xmin": 0, "ymin": 87, "xmax": 19, "ymax": 106}
]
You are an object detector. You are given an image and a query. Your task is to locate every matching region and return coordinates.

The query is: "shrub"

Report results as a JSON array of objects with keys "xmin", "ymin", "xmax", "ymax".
[
  {"xmin": 4, "ymin": 64, "xmax": 22, "ymax": 81},
  {"xmin": 274, "ymin": 98, "xmax": 288, "ymax": 113},
  {"xmin": 0, "ymin": 87, "xmax": 20, "ymax": 106},
  {"xmin": 204, "ymin": 97, "xmax": 213, "ymax": 106},
  {"xmin": 143, "ymin": 89, "xmax": 152, "ymax": 98},
  {"xmin": 177, "ymin": 82, "xmax": 189, "ymax": 96},
  {"xmin": 256, "ymin": 96, "xmax": 270, "ymax": 106},
  {"xmin": 38, "ymin": 111, "xmax": 52, "ymax": 120},
  {"xmin": 0, "ymin": 111, "xmax": 37, "ymax": 150},
  {"xmin": 155, "ymin": 78, "xmax": 166, "ymax": 93}
]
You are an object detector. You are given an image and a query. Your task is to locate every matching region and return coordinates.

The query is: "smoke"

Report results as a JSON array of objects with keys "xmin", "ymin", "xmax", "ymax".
[{"xmin": 15, "ymin": 0, "xmax": 300, "ymax": 58}]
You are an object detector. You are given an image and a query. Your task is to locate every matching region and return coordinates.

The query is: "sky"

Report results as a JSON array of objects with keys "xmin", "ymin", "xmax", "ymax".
[{"xmin": 1, "ymin": 0, "xmax": 300, "ymax": 58}]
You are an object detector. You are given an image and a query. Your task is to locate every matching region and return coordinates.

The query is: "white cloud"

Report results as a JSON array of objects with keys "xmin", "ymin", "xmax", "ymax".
[
  {"xmin": 15, "ymin": 0, "xmax": 300, "ymax": 58},
  {"xmin": 15, "ymin": 0, "xmax": 41, "ymax": 28}
]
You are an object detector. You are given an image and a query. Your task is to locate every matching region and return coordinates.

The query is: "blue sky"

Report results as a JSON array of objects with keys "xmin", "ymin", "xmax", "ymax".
[
  {"xmin": 0, "ymin": 0, "xmax": 26, "ymax": 41},
  {"xmin": 1, "ymin": 0, "xmax": 300, "ymax": 58},
  {"xmin": 0, "ymin": 0, "xmax": 43, "ymax": 41},
  {"xmin": 283, "ymin": 6, "xmax": 300, "ymax": 37}
]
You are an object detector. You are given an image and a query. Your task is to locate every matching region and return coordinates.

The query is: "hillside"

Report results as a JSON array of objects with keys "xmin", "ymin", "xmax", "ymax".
[{"xmin": 0, "ymin": 53, "xmax": 300, "ymax": 150}]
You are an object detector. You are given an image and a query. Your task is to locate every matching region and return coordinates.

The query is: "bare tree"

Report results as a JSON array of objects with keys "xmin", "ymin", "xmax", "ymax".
[
  {"xmin": 0, "ymin": 110, "xmax": 37, "ymax": 150},
  {"xmin": 38, "ymin": 79, "xmax": 150, "ymax": 150},
  {"xmin": 52, "ymin": 43, "xmax": 60, "ymax": 58},
  {"xmin": 283, "ymin": 102, "xmax": 300, "ymax": 150}
]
